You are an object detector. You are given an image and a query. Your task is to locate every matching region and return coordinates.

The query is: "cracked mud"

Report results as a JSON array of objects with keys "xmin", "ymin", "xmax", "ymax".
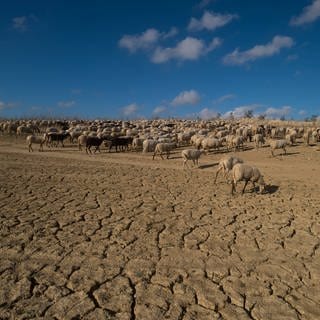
[{"xmin": 1, "ymin": 139, "xmax": 320, "ymax": 319}]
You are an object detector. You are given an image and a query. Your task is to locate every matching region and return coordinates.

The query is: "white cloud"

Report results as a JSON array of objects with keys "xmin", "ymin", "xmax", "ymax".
[
  {"xmin": 197, "ymin": 0, "xmax": 215, "ymax": 9},
  {"xmin": 163, "ymin": 27, "xmax": 179, "ymax": 39},
  {"xmin": 121, "ymin": 103, "xmax": 139, "ymax": 117},
  {"xmin": 58, "ymin": 101, "xmax": 75, "ymax": 108},
  {"xmin": 223, "ymin": 104, "xmax": 260, "ymax": 118},
  {"xmin": 0, "ymin": 101, "xmax": 16, "ymax": 111},
  {"xmin": 287, "ymin": 54, "xmax": 299, "ymax": 61},
  {"xmin": 119, "ymin": 28, "xmax": 161, "ymax": 53},
  {"xmin": 153, "ymin": 106, "xmax": 167, "ymax": 115},
  {"xmin": 171, "ymin": 90, "xmax": 201, "ymax": 106},
  {"xmin": 12, "ymin": 16, "xmax": 28, "ymax": 32},
  {"xmin": 188, "ymin": 11, "xmax": 238, "ymax": 32},
  {"xmin": 223, "ymin": 35, "xmax": 294, "ymax": 65},
  {"xmin": 264, "ymin": 106, "xmax": 292, "ymax": 119},
  {"xmin": 119, "ymin": 27, "xmax": 179, "ymax": 53},
  {"xmin": 12, "ymin": 14, "xmax": 37, "ymax": 32},
  {"xmin": 290, "ymin": 0, "xmax": 320, "ymax": 26},
  {"xmin": 213, "ymin": 94, "xmax": 236, "ymax": 105},
  {"xmin": 151, "ymin": 36, "xmax": 221, "ymax": 63},
  {"xmin": 198, "ymin": 108, "xmax": 218, "ymax": 119}
]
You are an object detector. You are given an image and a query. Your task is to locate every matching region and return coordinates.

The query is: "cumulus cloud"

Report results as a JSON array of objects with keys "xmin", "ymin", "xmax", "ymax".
[
  {"xmin": 0, "ymin": 101, "xmax": 16, "ymax": 111},
  {"xmin": 153, "ymin": 106, "xmax": 167, "ymax": 115},
  {"xmin": 119, "ymin": 27, "xmax": 178, "ymax": 53},
  {"xmin": 213, "ymin": 94, "xmax": 236, "ymax": 105},
  {"xmin": 198, "ymin": 108, "xmax": 219, "ymax": 119},
  {"xmin": 264, "ymin": 106, "xmax": 292, "ymax": 119},
  {"xmin": 171, "ymin": 90, "xmax": 201, "ymax": 106},
  {"xmin": 58, "ymin": 101, "xmax": 75, "ymax": 108},
  {"xmin": 223, "ymin": 35, "xmax": 294, "ymax": 65},
  {"xmin": 188, "ymin": 11, "xmax": 238, "ymax": 32},
  {"xmin": 223, "ymin": 104, "xmax": 260, "ymax": 118},
  {"xmin": 12, "ymin": 14, "xmax": 37, "ymax": 32},
  {"xmin": 196, "ymin": 0, "xmax": 215, "ymax": 9},
  {"xmin": 121, "ymin": 103, "xmax": 139, "ymax": 117},
  {"xmin": 151, "ymin": 36, "xmax": 221, "ymax": 63},
  {"xmin": 290, "ymin": 0, "xmax": 320, "ymax": 26}
]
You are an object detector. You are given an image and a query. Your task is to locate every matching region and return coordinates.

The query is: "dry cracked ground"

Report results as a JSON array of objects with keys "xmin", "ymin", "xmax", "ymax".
[{"xmin": 1, "ymin": 137, "xmax": 320, "ymax": 319}]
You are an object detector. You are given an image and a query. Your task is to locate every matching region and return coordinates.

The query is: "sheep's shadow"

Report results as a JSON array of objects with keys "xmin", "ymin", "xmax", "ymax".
[
  {"xmin": 198, "ymin": 162, "xmax": 218, "ymax": 169},
  {"xmin": 265, "ymin": 185, "xmax": 279, "ymax": 194},
  {"xmin": 282, "ymin": 151, "xmax": 300, "ymax": 156}
]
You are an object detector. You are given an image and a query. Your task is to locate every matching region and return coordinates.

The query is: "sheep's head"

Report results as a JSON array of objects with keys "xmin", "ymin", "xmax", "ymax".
[{"xmin": 258, "ymin": 176, "xmax": 266, "ymax": 193}]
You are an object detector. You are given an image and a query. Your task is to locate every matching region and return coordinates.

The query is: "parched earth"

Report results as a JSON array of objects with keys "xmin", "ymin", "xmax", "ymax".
[{"xmin": 1, "ymin": 138, "xmax": 320, "ymax": 319}]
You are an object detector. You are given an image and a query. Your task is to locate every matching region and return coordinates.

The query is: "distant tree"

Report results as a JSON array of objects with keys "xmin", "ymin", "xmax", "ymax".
[
  {"xmin": 257, "ymin": 114, "xmax": 266, "ymax": 120},
  {"xmin": 244, "ymin": 109, "xmax": 254, "ymax": 118},
  {"xmin": 280, "ymin": 115, "xmax": 286, "ymax": 121},
  {"xmin": 310, "ymin": 114, "xmax": 318, "ymax": 122}
]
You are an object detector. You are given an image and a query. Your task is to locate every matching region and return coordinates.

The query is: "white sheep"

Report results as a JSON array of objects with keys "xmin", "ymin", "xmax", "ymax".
[
  {"xmin": 152, "ymin": 142, "xmax": 176, "ymax": 160},
  {"xmin": 253, "ymin": 133, "xmax": 265, "ymax": 149},
  {"xmin": 201, "ymin": 137, "xmax": 223, "ymax": 152},
  {"xmin": 231, "ymin": 163, "xmax": 266, "ymax": 195},
  {"xmin": 214, "ymin": 156, "xmax": 244, "ymax": 184},
  {"xmin": 26, "ymin": 135, "xmax": 46, "ymax": 152},
  {"xmin": 143, "ymin": 139, "xmax": 158, "ymax": 153},
  {"xmin": 269, "ymin": 139, "xmax": 287, "ymax": 157},
  {"xmin": 78, "ymin": 134, "xmax": 88, "ymax": 151},
  {"xmin": 181, "ymin": 149, "xmax": 206, "ymax": 169}
]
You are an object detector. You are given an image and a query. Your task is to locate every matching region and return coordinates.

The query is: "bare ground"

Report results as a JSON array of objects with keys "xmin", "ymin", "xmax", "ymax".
[{"xmin": 1, "ymin": 137, "xmax": 320, "ymax": 319}]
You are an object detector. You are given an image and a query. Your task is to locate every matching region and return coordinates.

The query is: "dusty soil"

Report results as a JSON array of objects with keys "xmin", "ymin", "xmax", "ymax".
[{"xmin": 1, "ymin": 137, "xmax": 320, "ymax": 319}]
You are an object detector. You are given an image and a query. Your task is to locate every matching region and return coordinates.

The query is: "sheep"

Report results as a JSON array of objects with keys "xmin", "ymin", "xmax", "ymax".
[
  {"xmin": 85, "ymin": 136, "xmax": 103, "ymax": 154},
  {"xmin": 253, "ymin": 133, "xmax": 265, "ymax": 149},
  {"xmin": 78, "ymin": 134, "xmax": 87, "ymax": 151},
  {"xmin": 181, "ymin": 149, "xmax": 206, "ymax": 169},
  {"xmin": 231, "ymin": 136, "xmax": 245, "ymax": 152},
  {"xmin": 26, "ymin": 135, "xmax": 46, "ymax": 152},
  {"xmin": 231, "ymin": 163, "xmax": 266, "ymax": 195},
  {"xmin": 214, "ymin": 156, "xmax": 244, "ymax": 184},
  {"xmin": 285, "ymin": 133, "xmax": 296, "ymax": 145},
  {"xmin": 269, "ymin": 139, "xmax": 287, "ymax": 157},
  {"xmin": 143, "ymin": 139, "xmax": 158, "ymax": 153},
  {"xmin": 46, "ymin": 132, "xmax": 70, "ymax": 147},
  {"xmin": 131, "ymin": 137, "xmax": 144, "ymax": 151},
  {"xmin": 152, "ymin": 142, "xmax": 177, "ymax": 160},
  {"xmin": 201, "ymin": 137, "xmax": 223, "ymax": 153}
]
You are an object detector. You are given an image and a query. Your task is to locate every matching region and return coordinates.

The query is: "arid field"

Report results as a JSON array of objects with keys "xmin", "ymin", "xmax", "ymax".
[{"xmin": 1, "ymin": 134, "xmax": 320, "ymax": 319}]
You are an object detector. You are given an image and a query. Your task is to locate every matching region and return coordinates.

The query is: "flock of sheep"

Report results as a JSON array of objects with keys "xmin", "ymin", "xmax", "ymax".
[{"xmin": 2, "ymin": 118, "xmax": 320, "ymax": 195}]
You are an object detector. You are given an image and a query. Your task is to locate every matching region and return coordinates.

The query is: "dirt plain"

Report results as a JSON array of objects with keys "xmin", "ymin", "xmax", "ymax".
[{"xmin": 1, "ymin": 136, "xmax": 320, "ymax": 320}]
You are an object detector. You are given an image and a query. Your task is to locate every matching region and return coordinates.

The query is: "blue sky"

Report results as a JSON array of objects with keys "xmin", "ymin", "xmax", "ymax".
[{"xmin": 0, "ymin": 0, "xmax": 320, "ymax": 120}]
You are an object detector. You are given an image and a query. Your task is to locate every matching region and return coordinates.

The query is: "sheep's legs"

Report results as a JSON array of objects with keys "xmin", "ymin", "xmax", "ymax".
[
  {"xmin": 241, "ymin": 180, "xmax": 249, "ymax": 194},
  {"xmin": 231, "ymin": 181, "xmax": 236, "ymax": 194},
  {"xmin": 214, "ymin": 166, "xmax": 223, "ymax": 184}
]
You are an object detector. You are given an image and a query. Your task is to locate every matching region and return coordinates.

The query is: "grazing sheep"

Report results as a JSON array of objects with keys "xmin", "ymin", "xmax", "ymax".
[
  {"xmin": 285, "ymin": 133, "xmax": 296, "ymax": 145},
  {"xmin": 181, "ymin": 149, "xmax": 206, "ymax": 169},
  {"xmin": 253, "ymin": 133, "xmax": 265, "ymax": 149},
  {"xmin": 269, "ymin": 139, "xmax": 287, "ymax": 157},
  {"xmin": 26, "ymin": 135, "xmax": 46, "ymax": 152},
  {"xmin": 231, "ymin": 136, "xmax": 245, "ymax": 152},
  {"xmin": 201, "ymin": 137, "xmax": 223, "ymax": 153},
  {"xmin": 231, "ymin": 163, "xmax": 266, "ymax": 195},
  {"xmin": 152, "ymin": 142, "xmax": 176, "ymax": 160},
  {"xmin": 214, "ymin": 156, "xmax": 244, "ymax": 184}
]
